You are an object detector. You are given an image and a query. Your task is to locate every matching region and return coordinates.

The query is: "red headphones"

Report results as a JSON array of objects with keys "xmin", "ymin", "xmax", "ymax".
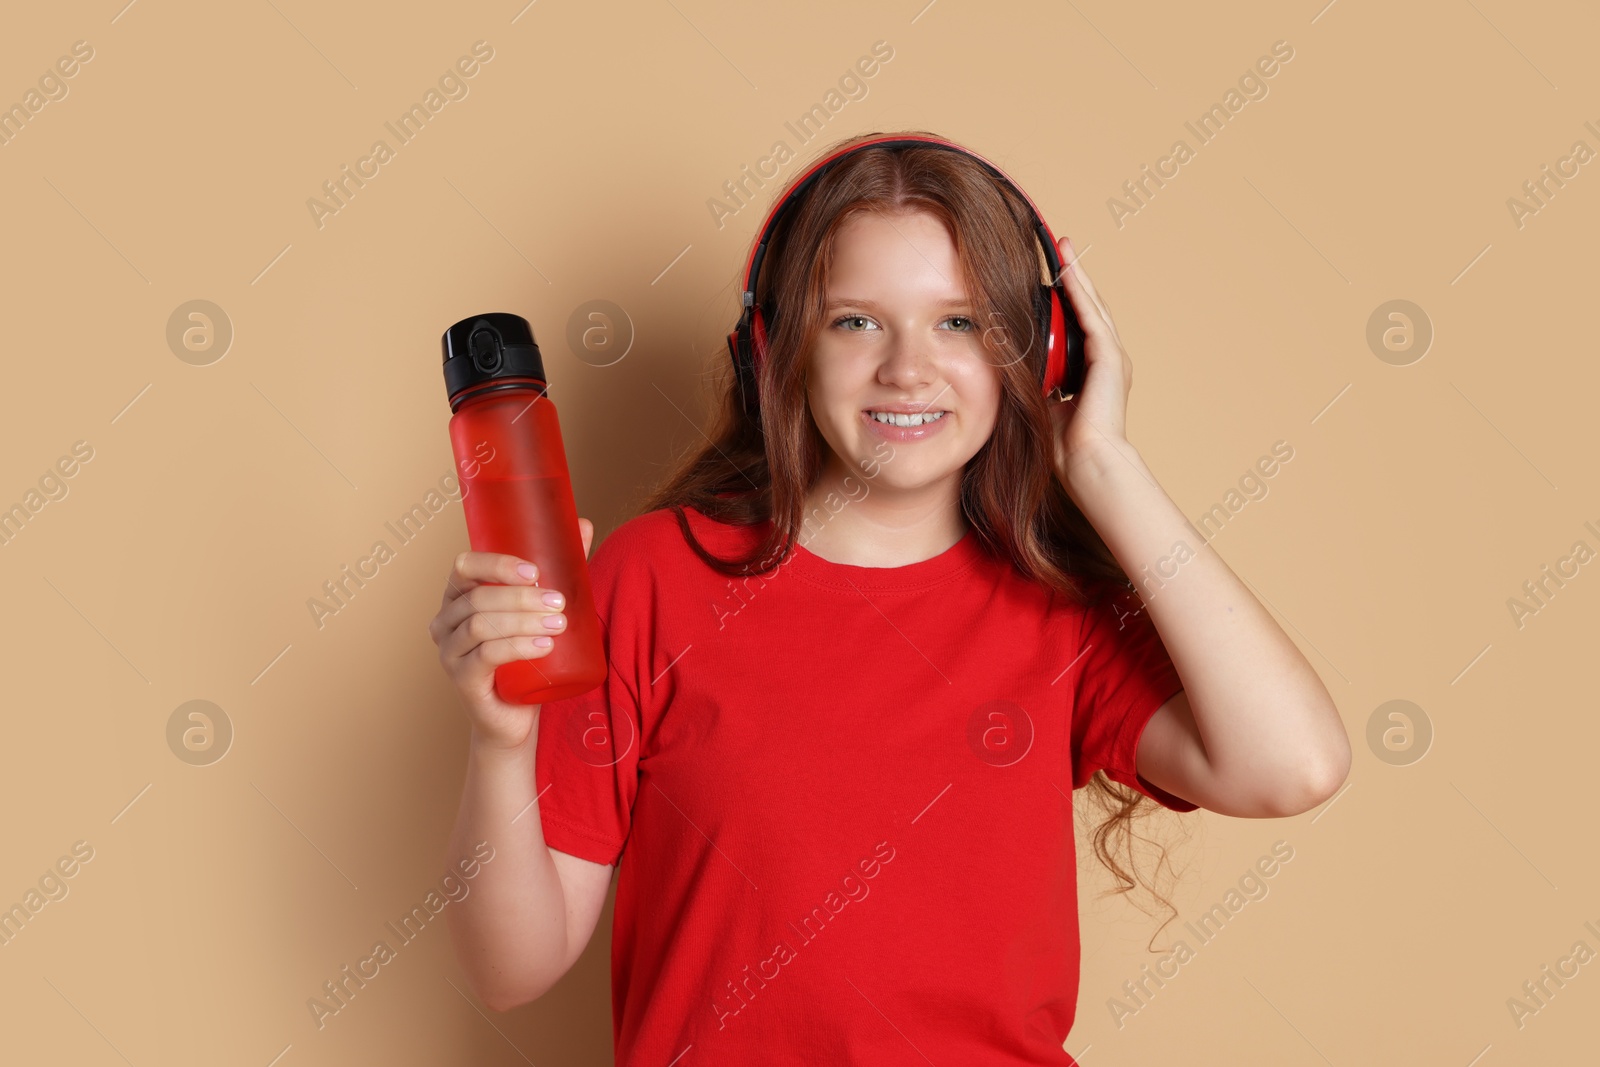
[{"xmin": 725, "ymin": 133, "xmax": 1086, "ymax": 417}]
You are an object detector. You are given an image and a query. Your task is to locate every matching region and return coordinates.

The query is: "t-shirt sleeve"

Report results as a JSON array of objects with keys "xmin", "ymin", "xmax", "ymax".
[
  {"xmin": 1067, "ymin": 581, "xmax": 1197, "ymax": 813},
  {"xmin": 532, "ymin": 524, "xmax": 649, "ymax": 866}
]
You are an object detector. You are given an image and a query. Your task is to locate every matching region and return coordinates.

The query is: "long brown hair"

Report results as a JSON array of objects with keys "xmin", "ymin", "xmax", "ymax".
[{"xmin": 640, "ymin": 129, "xmax": 1188, "ymax": 942}]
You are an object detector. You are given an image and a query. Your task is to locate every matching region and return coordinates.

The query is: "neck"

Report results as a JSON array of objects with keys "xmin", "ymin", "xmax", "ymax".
[{"xmin": 797, "ymin": 457, "xmax": 968, "ymax": 567}]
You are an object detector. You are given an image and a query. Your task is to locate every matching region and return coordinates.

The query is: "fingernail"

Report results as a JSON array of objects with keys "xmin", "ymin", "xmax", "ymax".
[
  {"xmin": 543, "ymin": 614, "xmax": 566, "ymax": 630},
  {"xmin": 516, "ymin": 562, "xmax": 537, "ymax": 580},
  {"xmin": 532, "ymin": 636, "xmax": 553, "ymax": 648},
  {"xmin": 542, "ymin": 591, "xmax": 564, "ymax": 608}
]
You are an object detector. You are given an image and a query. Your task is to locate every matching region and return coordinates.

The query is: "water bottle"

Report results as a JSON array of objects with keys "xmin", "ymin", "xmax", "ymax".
[{"xmin": 441, "ymin": 312, "xmax": 606, "ymax": 705}]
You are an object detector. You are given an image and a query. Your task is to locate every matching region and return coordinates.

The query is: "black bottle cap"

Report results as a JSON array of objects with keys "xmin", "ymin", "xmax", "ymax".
[{"xmin": 441, "ymin": 312, "xmax": 548, "ymax": 410}]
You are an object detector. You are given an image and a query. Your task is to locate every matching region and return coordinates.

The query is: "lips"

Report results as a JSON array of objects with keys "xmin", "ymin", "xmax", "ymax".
[{"xmin": 859, "ymin": 407, "xmax": 951, "ymax": 441}]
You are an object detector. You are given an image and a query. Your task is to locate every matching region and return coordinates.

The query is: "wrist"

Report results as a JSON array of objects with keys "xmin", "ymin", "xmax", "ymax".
[
  {"xmin": 1059, "ymin": 437, "xmax": 1145, "ymax": 502},
  {"xmin": 469, "ymin": 722, "xmax": 538, "ymax": 766}
]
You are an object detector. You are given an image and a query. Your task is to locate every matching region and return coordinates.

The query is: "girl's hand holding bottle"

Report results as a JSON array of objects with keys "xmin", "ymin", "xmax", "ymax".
[{"xmin": 428, "ymin": 517, "xmax": 596, "ymax": 750}]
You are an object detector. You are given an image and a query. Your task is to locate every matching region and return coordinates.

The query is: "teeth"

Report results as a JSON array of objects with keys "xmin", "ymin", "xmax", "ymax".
[{"xmin": 869, "ymin": 410, "xmax": 946, "ymax": 427}]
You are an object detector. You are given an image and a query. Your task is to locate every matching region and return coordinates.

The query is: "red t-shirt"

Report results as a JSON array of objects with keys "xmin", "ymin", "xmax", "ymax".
[{"xmin": 534, "ymin": 504, "xmax": 1193, "ymax": 1065}]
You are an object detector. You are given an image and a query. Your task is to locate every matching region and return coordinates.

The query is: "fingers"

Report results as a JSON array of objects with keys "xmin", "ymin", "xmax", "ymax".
[
  {"xmin": 438, "ymin": 550, "xmax": 539, "ymax": 610},
  {"xmin": 1058, "ymin": 236, "xmax": 1105, "ymax": 312},
  {"xmin": 430, "ymin": 580, "xmax": 566, "ymax": 647},
  {"xmin": 1057, "ymin": 237, "xmax": 1120, "ymax": 342},
  {"xmin": 437, "ymin": 604, "xmax": 568, "ymax": 665},
  {"xmin": 446, "ymin": 630, "xmax": 554, "ymax": 685},
  {"xmin": 430, "ymin": 525, "xmax": 592, "ymax": 650}
]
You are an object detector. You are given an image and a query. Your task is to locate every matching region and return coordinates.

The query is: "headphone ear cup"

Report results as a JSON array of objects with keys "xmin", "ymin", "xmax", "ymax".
[
  {"xmin": 1037, "ymin": 283, "xmax": 1085, "ymax": 398},
  {"xmin": 729, "ymin": 314, "xmax": 760, "ymax": 417},
  {"xmin": 1036, "ymin": 283, "xmax": 1062, "ymax": 396},
  {"xmin": 731, "ymin": 306, "xmax": 773, "ymax": 418},
  {"xmin": 751, "ymin": 305, "xmax": 770, "ymax": 372},
  {"xmin": 1058, "ymin": 285, "xmax": 1085, "ymax": 397}
]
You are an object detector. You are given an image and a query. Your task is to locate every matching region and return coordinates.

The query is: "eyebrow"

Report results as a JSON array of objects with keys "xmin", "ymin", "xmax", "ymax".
[{"xmin": 824, "ymin": 297, "xmax": 973, "ymax": 310}]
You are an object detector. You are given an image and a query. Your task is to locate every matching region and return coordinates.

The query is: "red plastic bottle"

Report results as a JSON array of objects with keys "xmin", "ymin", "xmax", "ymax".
[{"xmin": 441, "ymin": 313, "xmax": 606, "ymax": 705}]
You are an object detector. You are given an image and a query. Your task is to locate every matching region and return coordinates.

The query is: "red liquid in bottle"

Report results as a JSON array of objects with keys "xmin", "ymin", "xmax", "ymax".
[{"xmin": 448, "ymin": 385, "xmax": 606, "ymax": 704}]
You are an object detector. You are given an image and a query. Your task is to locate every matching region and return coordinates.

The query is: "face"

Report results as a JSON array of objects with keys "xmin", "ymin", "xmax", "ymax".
[{"xmin": 805, "ymin": 208, "xmax": 1003, "ymax": 502}]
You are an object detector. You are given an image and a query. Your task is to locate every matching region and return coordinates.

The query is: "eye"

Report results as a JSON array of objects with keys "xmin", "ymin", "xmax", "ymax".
[{"xmin": 830, "ymin": 314, "xmax": 976, "ymax": 331}]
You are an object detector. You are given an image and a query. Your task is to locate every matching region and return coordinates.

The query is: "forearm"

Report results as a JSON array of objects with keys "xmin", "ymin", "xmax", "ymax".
[
  {"xmin": 1062, "ymin": 439, "xmax": 1349, "ymax": 807},
  {"xmin": 445, "ymin": 727, "xmax": 569, "ymax": 1010}
]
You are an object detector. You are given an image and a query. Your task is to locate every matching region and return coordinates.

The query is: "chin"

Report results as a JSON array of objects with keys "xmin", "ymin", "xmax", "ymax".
[{"xmin": 858, "ymin": 458, "xmax": 959, "ymax": 492}]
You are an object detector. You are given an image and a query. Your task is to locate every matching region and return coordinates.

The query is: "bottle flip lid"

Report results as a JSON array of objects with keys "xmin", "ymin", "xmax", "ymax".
[{"xmin": 441, "ymin": 312, "xmax": 548, "ymax": 410}]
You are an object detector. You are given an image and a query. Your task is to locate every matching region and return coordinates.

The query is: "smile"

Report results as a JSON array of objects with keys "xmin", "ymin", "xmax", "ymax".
[{"xmin": 866, "ymin": 410, "xmax": 947, "ymax": 426}]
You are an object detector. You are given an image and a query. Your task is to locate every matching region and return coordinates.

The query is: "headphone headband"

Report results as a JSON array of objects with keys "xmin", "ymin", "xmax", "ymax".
[{"xmin": 737, "ymin": 133, "xmax": 1068, "ymax": 309}]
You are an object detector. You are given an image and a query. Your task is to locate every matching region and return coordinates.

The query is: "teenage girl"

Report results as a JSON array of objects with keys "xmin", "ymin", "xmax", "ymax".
[{"xmin": 427, "ymin": 130, "xmax": 1350, "ymax": 1064}]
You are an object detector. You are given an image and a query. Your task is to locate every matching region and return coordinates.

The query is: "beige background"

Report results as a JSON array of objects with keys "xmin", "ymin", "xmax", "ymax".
[{"xmin": 1, "ymin": 0, "xmax": 1596, "ymax": 1063}]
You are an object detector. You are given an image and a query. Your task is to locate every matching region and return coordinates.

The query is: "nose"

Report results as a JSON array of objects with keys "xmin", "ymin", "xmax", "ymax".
[{"xmin": 875, "ymin": 333, "xmax": 936, "ymax": 391}]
